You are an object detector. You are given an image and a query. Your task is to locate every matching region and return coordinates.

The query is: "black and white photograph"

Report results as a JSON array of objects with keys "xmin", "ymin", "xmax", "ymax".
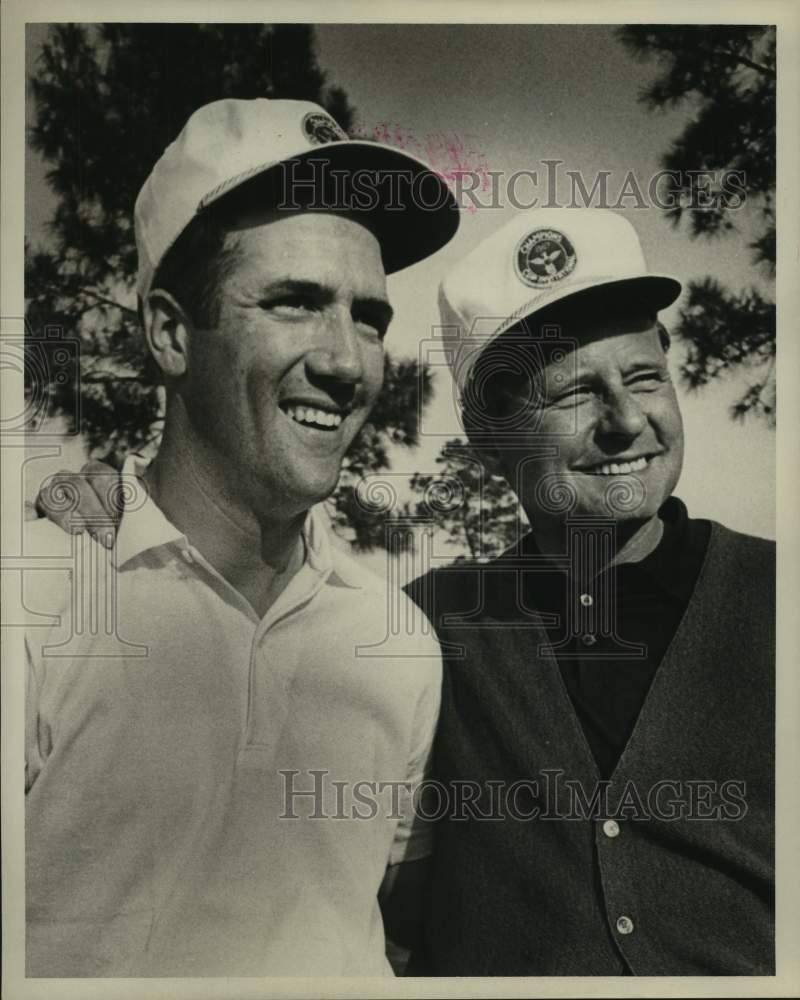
[{"xmin": 1, "ymin": 2, "xmax": 798, "ymax": 997}]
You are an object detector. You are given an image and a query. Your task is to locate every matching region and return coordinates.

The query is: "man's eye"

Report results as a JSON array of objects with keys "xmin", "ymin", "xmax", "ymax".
[
  {"xmin": 261, "ymin": 296, "xmax": 316, "ymax": 315},
  {"xmin": 355, "ymin": 320, "xmax": 387, "ymax": 341},
  {"xmin": 551, "ymin": 386, "xmax": 593, "ymax": 407},
  {"xmin": 352, "ymin": 309, "xmax": 389, "ymax": 341},
  {"xmin": 627, "ymin": 371, "xmax": 667, "ymax": 390}
]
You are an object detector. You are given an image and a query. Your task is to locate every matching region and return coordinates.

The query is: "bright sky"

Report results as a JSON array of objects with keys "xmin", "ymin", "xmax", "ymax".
[
  {"xmin": 24, "ymin": 23, "xmax": 775, "ymax": 559},
  {"xmin": 315, "ymin": 23, "xmax": 776, "ymax": 547}
]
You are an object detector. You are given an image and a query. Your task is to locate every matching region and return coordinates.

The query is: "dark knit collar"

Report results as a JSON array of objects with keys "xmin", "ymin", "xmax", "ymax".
[{"xmin": 513, "ymin": 495, "xmax": 710, "ymax": 605}]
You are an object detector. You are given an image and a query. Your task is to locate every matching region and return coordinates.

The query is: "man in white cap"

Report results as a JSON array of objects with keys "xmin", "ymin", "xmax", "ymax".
[
  {"xmin": 33, "ymin": 201, "xmax": 775, "ymax": 975},
  {"xmin": 405, "ymin": 207, "xmax": 774, "ymax": 975},
  {"xmin": 23, "ymin": 97, "xmax": 458, "ymax": 976}
]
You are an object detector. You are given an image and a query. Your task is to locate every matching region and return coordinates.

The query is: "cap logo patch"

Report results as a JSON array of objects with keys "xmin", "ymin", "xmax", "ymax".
[
  {"xmin": 515, "ymin": 229, "xmax": 577, "ymax": 288},
  {"xmin": 302, "ymin": 112, "xmax": 348, "ymax": 146}
]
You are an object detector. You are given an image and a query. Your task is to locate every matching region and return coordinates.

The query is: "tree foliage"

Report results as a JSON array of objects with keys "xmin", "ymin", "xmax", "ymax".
[
  {"xmin": 25, "ymin": 23, "xmax": 432, "ymax": 549},
  {"xmin": 617, "ymin": 25, "xmax": 776, "ymax": 423},
  {"xmin": 409, "ymin": 439, "xmax": 524, "ymax": 562}
]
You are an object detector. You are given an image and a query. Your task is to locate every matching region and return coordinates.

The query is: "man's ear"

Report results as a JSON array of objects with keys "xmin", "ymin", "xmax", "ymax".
[{"xmin": 141, "ymin": 290, "xmax": 193, "ymax": 379}]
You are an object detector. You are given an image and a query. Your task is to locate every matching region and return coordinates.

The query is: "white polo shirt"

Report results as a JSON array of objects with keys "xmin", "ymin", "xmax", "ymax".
[{"xmin": 24, "ymin": 461, "xmax": 442, "ymax": 977}]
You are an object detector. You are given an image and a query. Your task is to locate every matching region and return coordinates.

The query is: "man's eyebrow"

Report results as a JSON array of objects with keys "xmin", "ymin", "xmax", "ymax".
[
  {"xmin": 258, "ymin": 278, "xmax": 394, "ymax": 323},
  {"xmin": 622, "ymin": 358, "xmax": 669, "ymax": 375},
  {"xmin": 547, "ymin": 359, "xmax": 668, "ymax": 392},
  {"xmin": 258, "ymin": 278, "xmax": 333, "ymax": 302}
]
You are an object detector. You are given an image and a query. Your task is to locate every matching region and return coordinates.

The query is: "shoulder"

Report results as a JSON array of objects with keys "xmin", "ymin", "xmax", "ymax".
[
  {"xmin": 21, "ymin": 521, "xmax": 106, "ymax": 669},
  {"xmin": 707, "ymin": 521, "xmax": 775, "ymax": 572},
  {"xmin": 23, "ymin": 516, "xmax": 77, "ymax": 558},
  {"xmin": 21, "ymin": 519, "xmax": 89, "ymax": 616},
  {"xmin": 404, "ymin": 555, "xmax": 504, "ymax": 624},
  {"xmin": 328, "ymin": 542, "xmax": 417, "ymax": 611},
  {"xmin": 694, "ymin": 520, "xmax": 775, "ymax": 619},
  {"xmin": 325, "ymin": 545, "xmax": 443, "ymax": 682}
]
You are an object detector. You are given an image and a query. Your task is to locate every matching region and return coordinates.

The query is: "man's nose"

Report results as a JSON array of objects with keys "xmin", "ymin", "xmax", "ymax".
[
  {"xmin": 597, "ymin": 387, "xmax": 648, "ymax": 440},
  {"xmin": 306, "ymin": 311, "xmax": 363, "ymax": 384}
]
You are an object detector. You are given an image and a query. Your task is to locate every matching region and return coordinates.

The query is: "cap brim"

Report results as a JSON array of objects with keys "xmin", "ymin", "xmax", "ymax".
[
  {"xmin": 495, "ymin": 273, "xmax": 683, "ymax": 341},
  {"xmin": 201, "ymin": 140, "xmax": 460, "ymax": 275}
]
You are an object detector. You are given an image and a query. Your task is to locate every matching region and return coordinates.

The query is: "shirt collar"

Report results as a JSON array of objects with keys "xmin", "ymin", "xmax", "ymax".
[
  {"xmin": 112, "ymin": 455, "xmax": 363, "ymax": 589},
  {"xmin": 632, "ymin": 495, "xmax": 703, "ymax": 603},
  {"xmin": 302, "ymin": 504, "xmax": 364, "ymax": 589},
  {"xmin": 514, "ymin": 495, "xmax": 701, "ymax": 603},
  {"xmin": 112, "ymin": 455, "xmax": 186, "ymax": 568}
]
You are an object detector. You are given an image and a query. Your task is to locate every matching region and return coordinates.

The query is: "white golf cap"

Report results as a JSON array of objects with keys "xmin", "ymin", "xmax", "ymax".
[
  {"xmin": 440, "ymin": 207, "xmax": 682, "ymax": 395},
  {"xmin": 134, "ymin": 98, "xmax": 459, "ymax": 299}
]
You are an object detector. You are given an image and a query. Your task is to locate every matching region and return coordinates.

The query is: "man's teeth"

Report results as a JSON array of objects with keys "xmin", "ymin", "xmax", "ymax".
[
  {"xmin": 285, "ymin": 405, "xmax": 343, "ymax": 429},
  {"xmin": 589, "ymin": 456, "xmax": 650, "ymax": 475}
]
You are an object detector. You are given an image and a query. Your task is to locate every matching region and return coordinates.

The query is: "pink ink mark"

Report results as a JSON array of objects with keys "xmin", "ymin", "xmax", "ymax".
[{"xmin": 351, "ymin": 121, "xmax": 492, "ymax": 212}]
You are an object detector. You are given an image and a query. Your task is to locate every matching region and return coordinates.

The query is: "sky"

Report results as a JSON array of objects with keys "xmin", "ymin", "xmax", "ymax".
[
  {"xmin": 314, "ymin": 24, "xmax": 775, "ymax": 547},
  {"xmin": 23, "ymin": 22, "xmax": 776, "ymax": 565}
]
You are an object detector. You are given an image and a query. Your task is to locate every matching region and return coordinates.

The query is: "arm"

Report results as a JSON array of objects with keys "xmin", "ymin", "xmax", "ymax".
[
  {"xmin": 379, "ymin": 856, "xmax": 431, "ymax": 954},
  {"xmin": 380, "ymin": 628, "xmax": 442, "ymax": 970},
  {"xmin": 25, "ymin": 639, "xmax": 50, "ymax": 792}
]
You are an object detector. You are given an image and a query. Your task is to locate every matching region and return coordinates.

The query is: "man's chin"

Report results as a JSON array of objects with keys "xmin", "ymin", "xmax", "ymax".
[
  {"xmin": 285, "ymin": 477, "xmax": 340, "ymax": 512},
  {"xmin": 247, "ymin": 467, "xmax": 341, "ymax": 520},
  {"xmin": 574, "ymin": 473, "xmax": 669, "ymax": 522}
]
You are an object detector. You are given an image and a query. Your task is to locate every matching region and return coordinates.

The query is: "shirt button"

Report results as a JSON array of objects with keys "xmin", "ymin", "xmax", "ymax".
[
  {"xmin": 602, "ymin": 819, "xmax": 620, "ymax": 838},
  {"xmin": 581, "ymin": 633, "xmax": 597, "ymax": 646},
  {"xmin": 580, "ymin": 593, "xmax": 593, "ymax": 606},
  {"xmin": 616, "ymin": 915, "xmax": 634, "ymax": 935},
  {"xmin": 181, "ymin": 548, "xmax": 194, "ymax": 564}
]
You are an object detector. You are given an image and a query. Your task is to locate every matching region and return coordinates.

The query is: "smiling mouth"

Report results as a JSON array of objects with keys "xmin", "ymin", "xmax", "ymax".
[
  {"xmin": 280, "ymin": 402, "xmax": 346, "ymax": 431},
  {"xmin": 578, "ymin": 455, "xmax": 656, "ymax": 476}
]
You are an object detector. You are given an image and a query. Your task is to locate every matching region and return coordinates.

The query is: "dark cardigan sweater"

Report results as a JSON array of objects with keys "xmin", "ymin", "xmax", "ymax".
[{"xmin": 406, "ymin": 518, "xmax": 775, "ymax": 975}]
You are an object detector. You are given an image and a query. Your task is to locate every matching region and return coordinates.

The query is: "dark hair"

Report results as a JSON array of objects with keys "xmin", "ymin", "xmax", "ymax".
[
  {"xmin": 143, "ymin": 206, "xmax": 242, "ymax": 330},
  {"xmin": 140, "ymin": 165, "xmax": 297, "ymax": 330}
]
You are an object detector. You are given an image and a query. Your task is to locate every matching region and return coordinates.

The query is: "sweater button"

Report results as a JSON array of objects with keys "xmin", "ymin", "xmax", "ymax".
[
  {"xmin": 602, "ymin": 819, "xmax": 620, "ymax": 838},
  {"xmin": 616, "ymin": 915, "xmax": 634, "ymax": 935}
]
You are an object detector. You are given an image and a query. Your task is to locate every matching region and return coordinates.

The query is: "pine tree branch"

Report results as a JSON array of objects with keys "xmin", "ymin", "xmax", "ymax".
[
  {"xmin": 78, "ymin": 287, "xmax": 138, "ymax": 317},
  {"xmin": 461, "ymin": 501, "xmax": 479, "ymax": 560},
  {"xmin": 32, "ymin": 275, "xmax": 138, "ymax": 318},
  {"xmin": 80, "ymin": 373, "xmax": 147, "ymax": 383},
  {"xmin": 720, "ymin": 49, "xmax": 776, "ymax": 79}
]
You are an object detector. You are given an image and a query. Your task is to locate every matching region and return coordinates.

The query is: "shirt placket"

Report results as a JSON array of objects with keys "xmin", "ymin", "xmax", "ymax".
[
  {"xmin": 242, "ymin": 562, "xmax": 330, "ymax": 752},
  {"xmin": 174, "ymin": 541, "xmax": 329, "ymax": 752}
]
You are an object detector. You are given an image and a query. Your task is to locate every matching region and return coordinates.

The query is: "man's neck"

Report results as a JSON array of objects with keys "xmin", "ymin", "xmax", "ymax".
[{"xmin": 143, "ymin": 424, "xmax": 308, "ymax": 618}]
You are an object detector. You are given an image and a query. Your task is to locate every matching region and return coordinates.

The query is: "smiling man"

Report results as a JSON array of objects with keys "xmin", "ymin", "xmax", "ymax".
[
  {"xmin": 406, "ymin": 208, "xmax": 775, "ymax": 975},
  {"xmin": 23, "ymin": 98, "xmax": 457, "ymax": 977},
  {"xmin": 31, "ymin": 198, "xmax": 775, "ymax": 976},
  {"xmin": 486, "ymin": 306, "xmax": 683, "ymax": 562}
]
